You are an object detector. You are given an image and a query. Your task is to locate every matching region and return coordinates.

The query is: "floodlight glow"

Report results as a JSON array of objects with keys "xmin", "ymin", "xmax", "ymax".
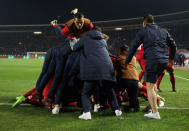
[
  {"xmin": 115, "ymin": 28, "xmax": 122, "ymax": 31},
  {"xmin": 33, "ymin": 31, "xmax": 42, "ymax": 35}
]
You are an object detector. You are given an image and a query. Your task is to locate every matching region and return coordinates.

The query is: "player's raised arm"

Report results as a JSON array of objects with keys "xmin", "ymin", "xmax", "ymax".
[{"xmin": 126, "ymin": 29, "xmax": 144, "ymax": 64}]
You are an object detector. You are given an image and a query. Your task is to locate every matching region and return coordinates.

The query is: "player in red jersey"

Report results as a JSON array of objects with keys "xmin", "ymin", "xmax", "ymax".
[
  {"xmin": 156, "ymin": 47, "xmax": 176, "ymax": 92},
  {"xmin": 136, "ymin": 44, "xmax": 146, "ymax": 82},
  {"xmin": 52, "ymin": 12, "xmax": 93, "ymax": 38}
]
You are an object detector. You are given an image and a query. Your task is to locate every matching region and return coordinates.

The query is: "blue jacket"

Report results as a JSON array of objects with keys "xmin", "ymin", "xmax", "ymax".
[
  {"xmin": 126, "ymin": 23, "xmax": 177, "ymax": 65},
  {"xmin": 73, "ymin": 30, "xmax": 116, "ymax": 81}
]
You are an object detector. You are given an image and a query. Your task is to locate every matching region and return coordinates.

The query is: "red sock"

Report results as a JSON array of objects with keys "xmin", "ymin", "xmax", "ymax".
[
  {"xmin": 169, "ymin": 72, "xmax": 176, "ymax": 90},
  {"xmin": 142, "ymin": 85, "xmax": 147, "ymax": 91},
  {"xmin": 24, "ymin": 88, "xmax": 36, "ymax": 97},
  {"xmin": 142, "ymin": 81, "xmax": 146, "ymax": 86},
  {"xmin": 143, "ymin": 92, "xmax": 148, "ymax": 98},
  {"xmin": 157, "ymin": 96, "xmax": 161, "ymax": 101},
  {"xmin": 156, "ymin": 72, "xmax": 165, "ymax": 89}
]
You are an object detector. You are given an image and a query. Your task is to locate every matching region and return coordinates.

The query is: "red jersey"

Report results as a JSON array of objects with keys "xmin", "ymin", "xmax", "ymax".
[
  {"xmin": 54, "ymin": 18, "xmax": 93, "ymax": 38},
  {"xmin": 136, "ymin": 44, "xmax": 144, "ymax": 61}
]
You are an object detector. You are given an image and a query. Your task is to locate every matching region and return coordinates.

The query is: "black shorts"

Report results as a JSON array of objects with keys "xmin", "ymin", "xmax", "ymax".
[
  {"xmin": 144, "ymin": 63, "xmax": 168, "ymax": 83},
  {"xmin": 118, "ymin": 79, "xmax": 139, "ymax": 100}
]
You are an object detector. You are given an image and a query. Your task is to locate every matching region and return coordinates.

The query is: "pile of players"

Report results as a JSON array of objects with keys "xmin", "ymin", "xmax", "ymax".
[{"xmin": 13, "ymin": 9, "xmax": 176, "ymax": 120}]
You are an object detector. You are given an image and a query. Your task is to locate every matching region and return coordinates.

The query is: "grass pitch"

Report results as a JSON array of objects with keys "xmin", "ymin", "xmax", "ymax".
[{"xmin": 0, "ymin": 58, "xmax": 189, "ymax": 131}]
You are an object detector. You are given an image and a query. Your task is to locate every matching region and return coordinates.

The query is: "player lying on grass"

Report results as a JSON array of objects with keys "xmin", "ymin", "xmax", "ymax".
[
  {"xmin": 12, "ymin": 40, "xmax": 73, "ymax": 107},
  {"xmin": 13, "ymin": 10, "xmax": 93, "ymax": 108},
  {"xmin": 138, "ymin": 82, "xmax": 165, "ymax": 108}
]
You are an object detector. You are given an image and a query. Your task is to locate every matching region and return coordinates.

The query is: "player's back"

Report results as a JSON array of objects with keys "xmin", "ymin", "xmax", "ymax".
[{"xmin": 142, "ymin": 24, "xmax": 169, "ymax": 64}]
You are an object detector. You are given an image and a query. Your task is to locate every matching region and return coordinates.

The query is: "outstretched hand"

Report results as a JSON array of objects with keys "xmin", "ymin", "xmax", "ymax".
[
  {"xmin": 50, "ymin": 20, "xmax": 57, "ymax": 26},
  {"xmin": 70, "ymin": 38, "xmax": 79, "ymax": 50}
]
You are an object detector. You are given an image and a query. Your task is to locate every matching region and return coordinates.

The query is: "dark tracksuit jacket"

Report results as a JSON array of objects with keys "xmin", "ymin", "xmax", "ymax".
[
  {"xmin": 126, "ymin": 23, "xmax": 177, "ymax": 65},
  {"xmin": 73, "ymin": 30, "xmax": 119, "ymax": 112}
]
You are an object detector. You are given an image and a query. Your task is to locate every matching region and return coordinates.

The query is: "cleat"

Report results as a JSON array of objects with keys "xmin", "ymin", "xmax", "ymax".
[
  {"xmin": 12, "ymin": 96, "xmax": 25, "ymax": 108},
  {"xmin": 157, "ymin": 95, "xmax": 165, "ymax": 101},
  {"xmin": 158, "ymin": 100, "xmax": 165, "ymax": 107}
]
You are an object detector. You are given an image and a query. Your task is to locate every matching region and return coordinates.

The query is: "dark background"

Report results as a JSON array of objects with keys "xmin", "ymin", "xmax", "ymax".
[{"xmin": 0, "ymin": 0, "xmax": 189, "ymax": 25}]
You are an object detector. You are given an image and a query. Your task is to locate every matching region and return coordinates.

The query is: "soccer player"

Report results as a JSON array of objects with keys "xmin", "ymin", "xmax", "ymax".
[
  {"xmin": 52, "ymin": 12, "xmax": 93, "ymax": 38},
  {"xmin": 136, "ymin": 44, "xmax": 146, "ymax": 82},
  {"xmin": 156, "ymin": 60, "xmax": 176, "ymax": 92},
  {"xmin": 13, "ymin": 46, "xmax": 67, "ymax": 107},
  {"xmin": 156, "ymin": 29, "xmax": 176, "ymax": 92},
  {"xmin": 126, "ymin": 14, "xmax": 176, "ymax": 119},
  {"xmin": 32, "ymin": 34, "xmax": 73, "ymax": 104},
  {"xmin": 31, "ymin": 48, "xmax": 56, "ymax": 101},
  {"xmin": 50, "ymin": 13, "xmax": 94, "ymax": 114},
  {"xmin": 138, "ymin": 82, "xmax": 165, "ymax": 108}
]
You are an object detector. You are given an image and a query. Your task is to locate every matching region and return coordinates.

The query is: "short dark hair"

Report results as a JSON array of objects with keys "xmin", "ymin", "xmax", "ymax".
[
  {"xmin": 120, "ymin": 45, "xmax": 129, "ymax": 52},
  {"xmin": 143, "ymin": 14, "xmax": 154, "ymax": 23},
  {"xmin": 74, "ymin": 12, "xmax": 84, "ymax": 19}
]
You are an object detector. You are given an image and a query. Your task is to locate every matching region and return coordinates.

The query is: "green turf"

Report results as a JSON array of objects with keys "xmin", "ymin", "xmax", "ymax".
[{"xmin": 0, "ymin": 58, "xmax": 189, "ymax": 131}]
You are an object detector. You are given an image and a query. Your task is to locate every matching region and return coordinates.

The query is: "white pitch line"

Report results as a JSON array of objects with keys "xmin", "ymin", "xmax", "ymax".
[
  {"xmin": 174, "ymin": 75, "xmax": 189, "ymax": 81},
  {"xmin": 0, "ymin": 103, "xmax": 31, "ymax": 106},
  {"xmin": 1, "ymin": 103, "xmax": 189, "ymax": 110},
  {"xmin": 140, "ymin": 106, "xmax": 189, "ymax": 110},
  {"xmin": 165, "ymin": 73, "xmax": 189, "ymax": 81}
]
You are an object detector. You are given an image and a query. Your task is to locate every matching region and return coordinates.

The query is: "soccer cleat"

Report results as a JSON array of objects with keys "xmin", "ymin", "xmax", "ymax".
[
  {"xmin": 78, "ymin": 112, "xmax": 91, "ymax": 120},
  {"xmin": 52, "ymin": 107, "xmax": 60, "ymax": 114},
  {"xmin": 16, "ymin": 96, "xmax": 20, "ymax": 100},
  {"xmin": 144, "ymin": 112, "xmax": 161, "ymax": 119},
  {"xmin": 158, "ymin": 100, "xmax": 165, "ymax": 107},
  {"xmin": 94, "ymin": 105, "xmax": 100, "ymax": 112},
  {"xmin": 115, "ymin": 110, "xmax": 122, "ymax": 116},
  {"xmin": 157, "ymin": 95, "xmax": 165, "ymax": 102},
  {"xmin": 172, "ymin": 89, "xmax": 177, "ymax": 92},
  {"xmin": 12, "ymin": 96, "xmax": 25, "ymax": 108}
]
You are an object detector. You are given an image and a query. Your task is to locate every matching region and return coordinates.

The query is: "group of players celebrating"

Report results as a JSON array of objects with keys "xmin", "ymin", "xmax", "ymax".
[{"xmin": 13, "ymin": 9, "xmax": 176, "ymax": 120}]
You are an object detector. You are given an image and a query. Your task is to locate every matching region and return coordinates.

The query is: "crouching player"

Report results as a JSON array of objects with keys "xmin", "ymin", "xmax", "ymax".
[{"xmin": 115, "ymin": 45, "xmax": 140, "ymax": 112}]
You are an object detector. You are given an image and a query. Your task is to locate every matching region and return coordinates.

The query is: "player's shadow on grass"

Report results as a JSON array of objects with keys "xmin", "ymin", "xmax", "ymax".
[{"xmin": 96, "ymin": 110, "xmax": 116, "ymax": 117}]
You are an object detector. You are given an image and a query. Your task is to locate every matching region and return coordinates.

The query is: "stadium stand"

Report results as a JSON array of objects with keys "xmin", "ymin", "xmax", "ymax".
[{"xmin": 0, "ymin": 11, "xmax": 189, "ymax": 56}]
